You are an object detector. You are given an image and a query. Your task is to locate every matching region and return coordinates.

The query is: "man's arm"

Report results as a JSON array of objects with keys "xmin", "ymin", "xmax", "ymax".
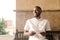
[
  {"xmin": 24, "ymin": 30, "xmax": 30, "ymax": 37},
  {"xmin": 40, "ymin": 20, "xmax": 51, "ymax": 36},
  {"xmin": 40, "ymin": 32, "xmax": 46, "ymax": 36},
  {"xmin": 24, "ymin": 20, "xmax": 36, "ymax": 37},
  {"xmin": 24, "ymin": 30, "xmax": 36, "ymax": 37}
]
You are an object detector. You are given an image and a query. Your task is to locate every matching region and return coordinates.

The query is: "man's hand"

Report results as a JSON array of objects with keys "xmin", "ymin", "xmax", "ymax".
[
  {"xmin": 40, "ymin": 32, "xmax": 46, "ymax": 36},
  {"xmin": 30, "ymin": 31, "xmax": 36, "ymax": 36}
]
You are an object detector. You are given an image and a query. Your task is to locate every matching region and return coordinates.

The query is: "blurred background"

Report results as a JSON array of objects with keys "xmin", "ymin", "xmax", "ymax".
[{"xmin": 0, "ymin": 0, "xmax": 60, "ymax": 40}]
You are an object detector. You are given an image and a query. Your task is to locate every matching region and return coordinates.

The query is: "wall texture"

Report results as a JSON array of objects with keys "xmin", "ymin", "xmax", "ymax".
[
  {"xmin": 16, "ymin": 11, "xmax": 60, "ymax": 31},
  {"xmin": 16, "ymin": 0, "xmax": 60, "ymax": 10},
  {"xmin": 16, "ymin": 0, "xmax": 60, "ymax": 31}
]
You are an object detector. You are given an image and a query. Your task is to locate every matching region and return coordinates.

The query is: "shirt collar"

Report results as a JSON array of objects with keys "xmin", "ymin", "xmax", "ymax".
[{"xmin": 33, "ymin": 17, "xmax": 43, "ymax": 21}]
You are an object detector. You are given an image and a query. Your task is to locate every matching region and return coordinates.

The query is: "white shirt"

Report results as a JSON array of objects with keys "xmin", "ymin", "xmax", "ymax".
[{"xmin": 24, "ymin": 17, "xmax": 51, "ymax": 40}]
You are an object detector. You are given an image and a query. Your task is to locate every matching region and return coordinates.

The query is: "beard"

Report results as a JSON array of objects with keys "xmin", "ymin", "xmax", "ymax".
[{"xmin": 35, "ymin": 13, "xmax": 41, "ymax": 17}]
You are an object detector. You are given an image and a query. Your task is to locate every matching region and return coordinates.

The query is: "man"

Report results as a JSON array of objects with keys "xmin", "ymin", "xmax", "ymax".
[{"xmin": 24, "ymin": 6, "xmax": 51, "ymax": 40}]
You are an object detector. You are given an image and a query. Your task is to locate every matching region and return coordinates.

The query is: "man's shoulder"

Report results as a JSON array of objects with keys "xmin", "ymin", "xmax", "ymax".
[
  {"xmin": 26, "ymin": 18, "xmax": 49, "ymax": 22},
  {"xmin": 43, "ymin": 18, "xmax": 48, "ymax": 21},
  {"xmin": 42, "ymin": 18, "xmax": 49, "ymax": 22},
  {"xmin": 26, "ymin": 18, "xmax": 35, "ymax": 22},
  {"xmin": 27, "ymin": 18, "xmax": 35, "ymax": 20}
]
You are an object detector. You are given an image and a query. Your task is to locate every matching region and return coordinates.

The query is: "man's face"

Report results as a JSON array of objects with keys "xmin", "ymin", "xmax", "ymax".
[{"xmin": 33, "ymin": 8, "xmax": 40, "ymax": 17}]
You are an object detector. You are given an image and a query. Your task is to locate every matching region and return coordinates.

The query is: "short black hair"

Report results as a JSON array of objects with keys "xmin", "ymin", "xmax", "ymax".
[
  {"xmin": 34, "ymin": 6, "xmax": 42, "ymax": 17},
  {"xmin": 35, "ymin": 6, "xmax": 42, "ymax": 13}
]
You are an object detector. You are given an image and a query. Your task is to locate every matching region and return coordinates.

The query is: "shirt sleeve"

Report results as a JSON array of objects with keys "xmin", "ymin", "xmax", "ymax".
[
  {"xmin": 24, "ymin": 20, "xmax": 30, "ymax": 31},
  {"xmin": 45, "ymin": 20, "xmax": 51, "ymax": 31}
]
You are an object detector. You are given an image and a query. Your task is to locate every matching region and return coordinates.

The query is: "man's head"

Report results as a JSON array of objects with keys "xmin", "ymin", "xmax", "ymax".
[{"xmin": 33, "ymin": 6, "xmax": 42, "ymax": 17}]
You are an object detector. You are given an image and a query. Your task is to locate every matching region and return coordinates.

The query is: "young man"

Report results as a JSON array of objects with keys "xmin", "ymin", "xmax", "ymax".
[{"xmin": 24, "ymin": 6, "xmax": 51, "ymax": 40}]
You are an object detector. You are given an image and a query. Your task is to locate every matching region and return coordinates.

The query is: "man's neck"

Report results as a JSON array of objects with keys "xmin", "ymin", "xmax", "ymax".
[{"xmin": 35, "ymin": 16, "xmax": 41, "ymax": 20}]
